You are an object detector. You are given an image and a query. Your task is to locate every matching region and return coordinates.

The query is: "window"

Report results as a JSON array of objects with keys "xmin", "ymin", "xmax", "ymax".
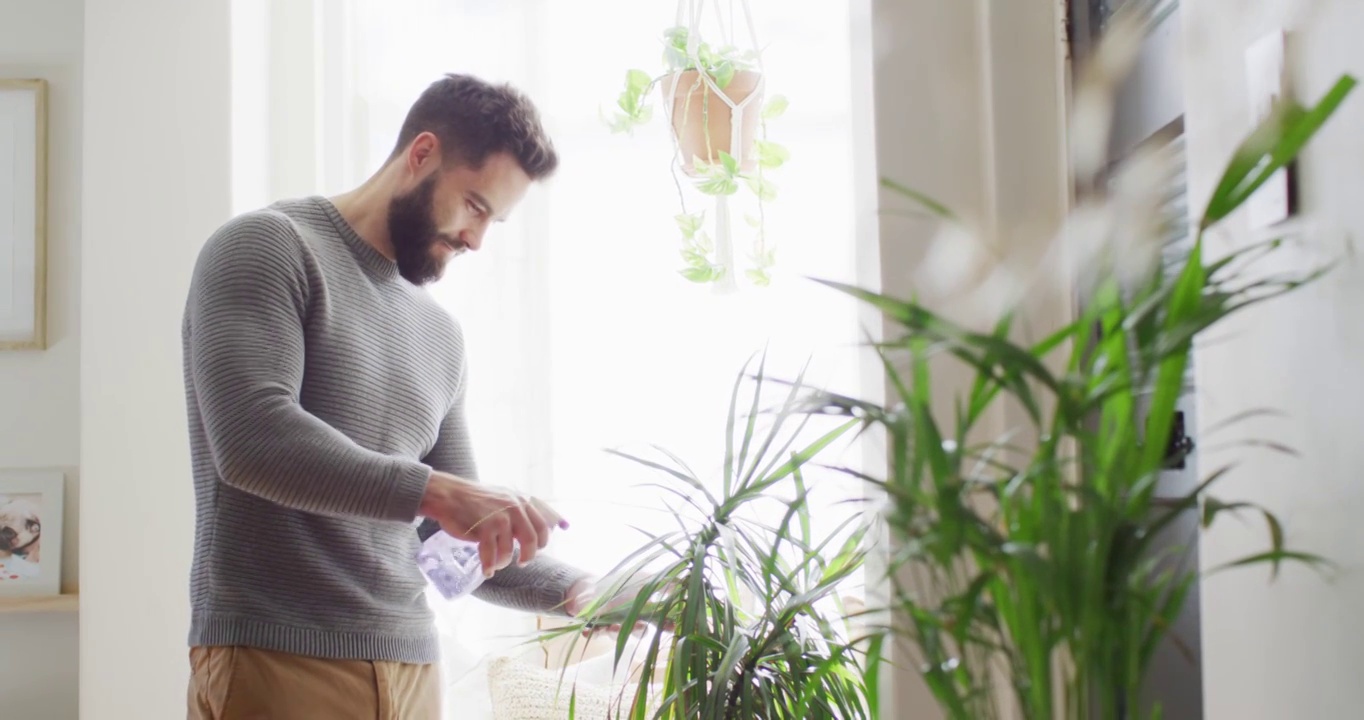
[{"xmin": 315, "ymin": 0, "xmax": 870, "ymax": 691}]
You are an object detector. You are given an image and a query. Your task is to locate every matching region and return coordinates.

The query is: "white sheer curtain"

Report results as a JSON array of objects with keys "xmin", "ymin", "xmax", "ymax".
[{"xmin": 311, "ymin": 0, "xmax": 869, "ymax": 697}]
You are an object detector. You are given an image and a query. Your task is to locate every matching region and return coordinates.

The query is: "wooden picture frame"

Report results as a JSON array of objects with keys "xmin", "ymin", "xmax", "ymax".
[{"xmin": 0, "ymin": 79, "xmax": 48, "ymax": 351}]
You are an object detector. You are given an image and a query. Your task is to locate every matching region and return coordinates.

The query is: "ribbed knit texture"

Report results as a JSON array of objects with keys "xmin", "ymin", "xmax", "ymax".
[{"xmin": 182, "ymin": 196, "xmax": 587, "ymax": 664}]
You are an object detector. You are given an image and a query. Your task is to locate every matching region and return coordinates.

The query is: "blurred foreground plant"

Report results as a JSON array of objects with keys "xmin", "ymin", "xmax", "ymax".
[{"xmin": 806, "ymin": 59, "xmax": 1356, "ymax": 720}]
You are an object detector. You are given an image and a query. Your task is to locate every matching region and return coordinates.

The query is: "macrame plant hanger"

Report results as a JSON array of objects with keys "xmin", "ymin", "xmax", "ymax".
[{"xmin": 665, "ymin": 0, "xmax": 766, "ymax": 292}]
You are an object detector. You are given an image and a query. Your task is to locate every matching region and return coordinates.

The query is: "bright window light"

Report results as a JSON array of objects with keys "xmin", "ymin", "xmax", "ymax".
[{"xmin": 327, "ymin": 0, "xmax": 868, "ymax": 680}]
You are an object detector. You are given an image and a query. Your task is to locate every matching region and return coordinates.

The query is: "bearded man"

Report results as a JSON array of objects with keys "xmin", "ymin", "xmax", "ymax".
[{"xmin": 182, "ymin": 74, "xmax": 603, "ymax": 719}]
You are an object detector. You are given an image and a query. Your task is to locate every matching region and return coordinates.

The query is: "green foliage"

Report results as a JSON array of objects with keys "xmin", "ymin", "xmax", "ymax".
[
  {"xmin": 608, "ymin": 69, "xmax": 657, "ymax": 135},
  {"xmin": 761, "ymin": 95, "xmax": 789, "ymax": 121},
  {"xmin": 662, "ymin": 26, "xmax": 760, "ymax": 89},
  {"xmin": 678, "ymin": 212, "xmax": 727, "ymax": 284},
  {"xmin": 691, "ymin": 152, "xmax": 778, "ymax": 203},
  {"xmin": 693, "ymin": 153, "xmax": 744, "ymax": 197},
  {"xmin": 801, "ymin": 74, "xmax": 1355, "ymax": 719},
  {"xmin": 1200, "ymin": 75, "xmax": 1355, "ymax": 230},
  {"xmin": 583, "ymin": 17, "xmax": 1359, "ymax": 720},
  {"xmin": 606, "ymin": 26, "xmax": 762, "ymax": 137},
  {"xmin": 755, "ymin": 139, "xmax": 790, "ymax": 170},
  {"xmin": 546, "ymin": 358, "xmax": 874, "ymax": 719}
]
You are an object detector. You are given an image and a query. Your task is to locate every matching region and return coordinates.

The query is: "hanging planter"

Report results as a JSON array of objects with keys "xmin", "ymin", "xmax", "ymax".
[
  {"xmin": 606, "ymin": 7, "xmax": 789, "ymax": 289},
  {"xmin": 663, "ymin": 68, "xmax": 763, "ymax": 176}
]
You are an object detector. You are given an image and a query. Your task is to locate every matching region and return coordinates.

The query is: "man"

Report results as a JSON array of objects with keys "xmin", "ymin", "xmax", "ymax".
[{"xmin": 183, "ymin": 74, "xmax": 604, "ymax": 718}]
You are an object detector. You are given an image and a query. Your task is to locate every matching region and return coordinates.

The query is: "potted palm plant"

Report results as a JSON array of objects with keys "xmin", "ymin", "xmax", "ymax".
[
  {"xmin": 542, "ymin": 359, "xmax": 874, "ymax": 718},
  {"xmin": 607, "ymin": 18, "xmax": 789, "ymax": 287},
  {"xmin": 800, "ymin": 64, "xmax": 1356, "ymax": 720}
]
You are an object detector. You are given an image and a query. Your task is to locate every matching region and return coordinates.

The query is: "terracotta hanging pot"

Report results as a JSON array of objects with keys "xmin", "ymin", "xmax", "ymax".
[{"xmin": 661, "ymin": 69, "xmax": 764, "ymax": 177}]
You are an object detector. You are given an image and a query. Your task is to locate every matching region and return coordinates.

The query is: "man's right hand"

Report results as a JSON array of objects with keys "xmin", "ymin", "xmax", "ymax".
[{"xmin": 418, "ymin": 471, "xmax": 568, "ymax": 578}]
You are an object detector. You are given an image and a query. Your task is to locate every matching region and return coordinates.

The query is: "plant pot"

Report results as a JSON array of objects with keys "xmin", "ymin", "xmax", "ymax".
[{"xmin": 661, "ymin": 69, "xmax": 763, "ymax": 176}]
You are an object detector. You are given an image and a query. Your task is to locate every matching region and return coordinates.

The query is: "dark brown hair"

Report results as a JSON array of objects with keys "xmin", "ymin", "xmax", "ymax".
[{"xmin": 389, "ymin": 74, "xmax": 558, "ymax": 179}]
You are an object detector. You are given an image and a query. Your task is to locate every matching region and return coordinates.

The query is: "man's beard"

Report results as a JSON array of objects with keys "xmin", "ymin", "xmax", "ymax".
[{"xmin": 387, "ymin": 175, "xmax": 452, "ymax": 285}]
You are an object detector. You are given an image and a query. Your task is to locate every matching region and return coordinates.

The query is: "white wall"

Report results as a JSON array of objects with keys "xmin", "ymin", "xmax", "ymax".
[
  {"xmin": 80, "ymin": 0, "xmax": 232, "ymax": 717},
  {"xmin": 0, "ymin": 0, "xmax": 83, "ymax": 716},
  {"xmin": 1182, "ymin": 1, "xmax": 1364, "ymax": 718},
  {"xmin": 865, "ymin": 0, "xmax": 1069, "ymax": 716},
  {"xmin": 865, "ymin": 7, "xmax": 989, "ymax": 715}
]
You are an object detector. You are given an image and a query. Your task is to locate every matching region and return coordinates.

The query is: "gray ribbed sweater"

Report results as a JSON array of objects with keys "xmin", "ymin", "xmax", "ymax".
[{"xmin": 182, "ymin": 196, "xmax": 585, "ymax": 663}]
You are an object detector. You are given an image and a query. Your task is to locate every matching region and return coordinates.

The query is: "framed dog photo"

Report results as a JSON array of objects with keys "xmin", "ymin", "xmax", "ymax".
[{"xmin": 0, "ymin": 469, "xmax": 63, "ymax": 596}]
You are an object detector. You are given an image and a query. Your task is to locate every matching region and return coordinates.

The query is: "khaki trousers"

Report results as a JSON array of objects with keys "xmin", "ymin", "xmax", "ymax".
[{"xmin": 188, "ymin": 646, "xmax": 441, "ymax": 720}]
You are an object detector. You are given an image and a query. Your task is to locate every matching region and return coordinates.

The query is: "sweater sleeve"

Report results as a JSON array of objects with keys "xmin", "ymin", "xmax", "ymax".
[
  {"xmin": 185, "ymin": 211, "xmax": 432, "ymax": 521},
  {"xmin": 473, "ymin": 548, "xmax": 590, "ymax": 616},
  {"xmin": 420, "ymin": 373, "xmax": 591, "ymax": 616}
]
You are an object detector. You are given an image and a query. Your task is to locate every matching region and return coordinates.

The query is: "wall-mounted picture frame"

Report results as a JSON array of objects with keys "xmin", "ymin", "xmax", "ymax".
[
  {"xmin": 0, "ymin": 469, "xmax": 64, "ymax": 597},
  {"xmin": 0, "ymin": 79, "xmax": 48, "ymax": 351},
  {"xmin": 1245, "ymin": 30, "xmax": 1294, "ymax": 230}
]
